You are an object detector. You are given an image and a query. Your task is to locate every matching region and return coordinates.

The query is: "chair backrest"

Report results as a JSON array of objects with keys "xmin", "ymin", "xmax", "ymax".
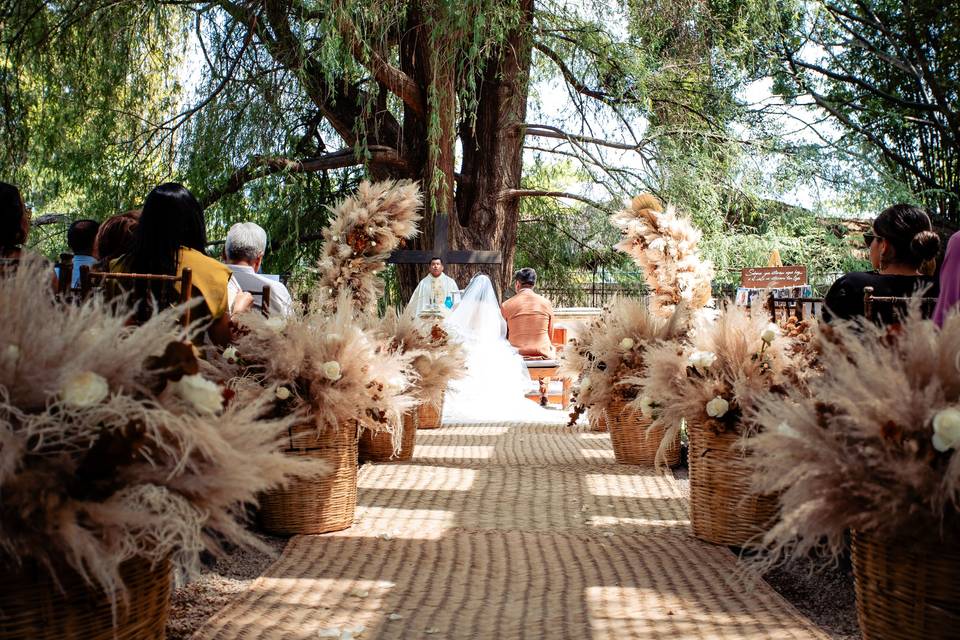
[
  {"xmin": 551, "ymin": 326, "xmax": 567, "ymax": 351},
  {"xmin": 56, "ymin": 253, "xmax": 74, "ymax": 298},
  {"xmin": 254, "ymin": 284, "xmax": 271, "ymax": 318},
  {"xmin": 767, "ymin": 292, "xmax": 824, "ymax": 323},
  {"xmin": 863, "ymin": 286, "xmax": 937, "ymax": 324},
  {"xmin": 79, "ymin": 265, "xmax": 194, "ymax": 327}
]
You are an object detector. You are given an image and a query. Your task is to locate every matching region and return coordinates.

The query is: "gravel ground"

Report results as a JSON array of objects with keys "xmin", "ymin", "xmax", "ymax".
[{"xmin": 166, "ymin": 535, "xmax": 287, "ymax": 640}]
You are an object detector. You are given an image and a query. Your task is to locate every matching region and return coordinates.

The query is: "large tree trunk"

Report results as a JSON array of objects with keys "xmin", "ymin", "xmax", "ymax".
[
  {"xmin": 389, "ymin": 0, "xmax": 534, "ymax": 306},
  {"xmin": 448, "ymin": 0, "xmax": 534, "ymax": 298}
]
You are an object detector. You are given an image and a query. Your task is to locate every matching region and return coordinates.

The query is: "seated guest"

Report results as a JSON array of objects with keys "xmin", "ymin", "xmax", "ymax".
[
  {"xmin": 823, "ymin": 204, "xmax": 940, "ymax": 324},
  {"xmin": 501, "ymin": 267, "xmax": 556, "ymax": 359},
  {"xmin": 94, "ymin": 210, "xmax": 140, "ymax": 265},
  {"xmin": 0, "ymin": 182, "xmax": 30, "ymax": 260},
  {"xmin": 934, "ymin": 231, "xmax": 960, "ymax": 327},
  {"xmin": 61, "ymin": 218, "xmax": 100, "ymax": 288},
  {"xmin": 224, "ymin": 222, "xmax": 293, "ymax": 317},
  {"xmin": 114, "ymin": 183, "xmax": 250, "ymax": 344}
]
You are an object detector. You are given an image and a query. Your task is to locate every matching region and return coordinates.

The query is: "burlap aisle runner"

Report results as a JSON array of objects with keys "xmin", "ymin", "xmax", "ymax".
[{"xmin": 192, "ymin": 422, "xmax": 827, "ymax": 639}]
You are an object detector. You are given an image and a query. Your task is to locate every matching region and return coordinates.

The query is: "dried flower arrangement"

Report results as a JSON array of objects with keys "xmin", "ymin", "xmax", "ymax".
[
  {"xmin": 563, "ymin": 298, "xmax": 684, "ymax": 426},
  {"xmin": 0, "ymin": 259, "xmax": 325, "ymax": 602},
  {"xmin": 747, "ymin": 310, "xmax": 960, "ymax": 559},
  {"xmin": 642, "ymin": 304, "xmax": 796, "ymax": 443},
  {"xmin": 377, "ymin": 306, "xmax": 466, "ymax": 410},
  {"xmin": 314, "ymin": 180, "xmax": 422, "ymax": 317},
  {"xmin": 233, "ymin": 297, "xmax": 418, "ymax": 442},
  {"xmin": 229, "ymin": 180, "xmax": 425, "ymax": 446},
  {"xmin": 609, "ymin": 193, "xmax": 715, "ymax": 319}
]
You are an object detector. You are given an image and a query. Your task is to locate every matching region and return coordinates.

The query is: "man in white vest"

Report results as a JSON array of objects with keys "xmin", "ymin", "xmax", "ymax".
[{"xmin": 407, "ymin": 257, "xmax": 459, "ymax": 316}]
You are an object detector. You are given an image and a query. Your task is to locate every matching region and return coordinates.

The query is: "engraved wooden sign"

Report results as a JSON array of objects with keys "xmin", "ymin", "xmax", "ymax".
[{"xmin": 740, "ymin": 265, "xmax": 807, "ymax": 288}]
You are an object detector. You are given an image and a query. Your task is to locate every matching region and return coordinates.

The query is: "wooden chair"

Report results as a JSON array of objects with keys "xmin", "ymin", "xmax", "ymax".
[
  {"xmin": 56, "ymin": 253, "xmax": 74, "ymax": 298},
  {"xmin": 863, "ymin": 286, "xmax": 937, "ymax": 324},
  {"xmin": 523, "ymin": 326, "xmax": 572, "ymax": 408},
  {"xmin": 766, "ymin": 292, "xmax": 824, "ymax": 323},
  {"xmin": 79, "ymin": 265, "xmax": 194, "ymax": 327},
  {"xmin": 253, "ymin": 284, "xmax": 272, "ymax": 317}
]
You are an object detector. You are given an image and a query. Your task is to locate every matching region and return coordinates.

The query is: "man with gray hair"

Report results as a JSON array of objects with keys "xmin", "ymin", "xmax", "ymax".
[{"xmin": 224, "ymin": 222, "xmax": 293, "ymax": 317}]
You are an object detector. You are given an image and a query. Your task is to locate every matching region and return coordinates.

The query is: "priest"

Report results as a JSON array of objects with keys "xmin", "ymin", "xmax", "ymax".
[{"xmin": 407, "ymin": 257, "xmax": 460, "ymax": 316}]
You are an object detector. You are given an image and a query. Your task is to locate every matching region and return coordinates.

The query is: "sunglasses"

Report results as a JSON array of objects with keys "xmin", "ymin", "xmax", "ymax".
[{"xmin": 863, "ymin": 232, "xmax": 879, "ymax": 248}]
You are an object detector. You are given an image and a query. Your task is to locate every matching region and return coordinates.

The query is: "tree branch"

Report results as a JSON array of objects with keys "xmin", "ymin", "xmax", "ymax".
[
  {"xmin": 498, "ymin": 188, "xmax": 613, "ymax": 213},
  {"xmin": 340, "ymin": 22, "xmax": 425, "ymax": 116},
  {"xmin": 522, "ymin": 123, "xmax": 651, "ymax": 152},
  {"xmin": 201, "ymin": 145, "xmax": 408, "ymax": 208}
]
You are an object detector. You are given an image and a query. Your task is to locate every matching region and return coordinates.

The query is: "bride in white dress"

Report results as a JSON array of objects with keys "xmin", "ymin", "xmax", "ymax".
[{"xmin": 442, "ymin": 274, "xmax": 558, "ymax": 424}]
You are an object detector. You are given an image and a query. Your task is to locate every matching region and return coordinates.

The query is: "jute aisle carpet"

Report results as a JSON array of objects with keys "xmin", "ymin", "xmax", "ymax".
[{"xmin": 191, "ymin": 422, "xmax": 828, "ymax": 640}]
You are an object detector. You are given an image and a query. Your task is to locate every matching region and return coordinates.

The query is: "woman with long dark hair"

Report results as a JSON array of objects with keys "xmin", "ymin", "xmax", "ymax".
[
  {"xmin": 822, "ymin": 203, "xmax": 941, "ymax": 324},
  {"xmin": 115, "ymin": 183, "xmax": 248, "ymax": 344},
  {"xmin": 0, "ymin": 182, "xmax": 30, "ymax": 259}
]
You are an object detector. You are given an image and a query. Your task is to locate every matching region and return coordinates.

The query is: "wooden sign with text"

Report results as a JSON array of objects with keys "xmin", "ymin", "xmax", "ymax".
[{"xmin": 740, "ymin": 265, "xmax": 807, "ymax": 288}]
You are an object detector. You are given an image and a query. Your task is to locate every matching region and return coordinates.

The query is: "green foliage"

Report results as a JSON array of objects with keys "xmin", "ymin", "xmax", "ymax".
[
  {"xmin": 770, "ymin": 0, "xmax": 960, "ymax": 225},
  {"xmin": 1, "ymin": 1, "xmax": 189, "ymax": 236}
]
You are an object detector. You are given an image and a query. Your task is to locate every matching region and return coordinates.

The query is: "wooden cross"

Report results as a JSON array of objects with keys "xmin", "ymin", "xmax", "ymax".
[{"xmin": 388, "ymin": 212, "xmax": 501, "ymax": 266}]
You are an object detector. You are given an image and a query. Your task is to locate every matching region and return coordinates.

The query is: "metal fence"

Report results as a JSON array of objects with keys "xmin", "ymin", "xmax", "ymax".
[{"xmin": 537, "ymin": 282, "xmax": 648, "ymax": 308}]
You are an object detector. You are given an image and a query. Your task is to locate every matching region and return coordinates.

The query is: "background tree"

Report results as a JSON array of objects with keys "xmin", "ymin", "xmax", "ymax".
[{"xmin": 773, "ymin": 0, "xmax": 960, "ymax": 227}]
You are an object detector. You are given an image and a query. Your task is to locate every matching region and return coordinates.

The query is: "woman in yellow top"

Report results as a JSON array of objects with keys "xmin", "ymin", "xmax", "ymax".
[{"xmin": 116, "ymin": 183, "xmax": 250, "ymax": 345}]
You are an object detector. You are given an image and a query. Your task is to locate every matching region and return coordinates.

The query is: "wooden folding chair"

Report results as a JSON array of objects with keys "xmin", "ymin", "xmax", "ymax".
[
  {"xmin": 79, "ymin": 265, "xmax": 194, "ymax": 327},
  {"xmin": 863, "ymin": 286, "xmax": 937, "ymax": 324}
]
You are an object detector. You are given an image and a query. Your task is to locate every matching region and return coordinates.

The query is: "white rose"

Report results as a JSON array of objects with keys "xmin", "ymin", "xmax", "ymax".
[
  {"xmin": 61, "ymin": 371, "xmax": 110, "ymax": 408},
  {"xmin": 620, "ymin": 337, "xmax": 635, "ymax": 350},
  {"xmin": 275, "ymin": 386, "xmax": 292, "ymax": 400},
  {"xmin": 648, "ymin": 238, "xmax": 666, "ymax": 252},
  {"xmin": 322, "ymin": 360, "xmax": 342, "ymax": 381},
  {"xmin": 580, "ymin": 376, "xmax": 591, "ymax": 392},
  {"xmin": 932, "ymin": 408, "xmax": 960, "ymax": 452},
  {"xmin": 1, "ymin": 344, "xmax": 19, "ymax": 367},
  {"xmin": 777, "ymin": 421, "xmax": 801, "ymax": 438},
  {"xmin": 688, "ymin": 350, "xmax": 717, "ymax": 371},
  {"xmin": 761, "ymin": 322, "xmax": 780, "ymax": 344},
  {"xmin": 705, "ymin": 396, "xmax": 729, "ymax": 418},
  {"xmin": 222, "ymin": 346, "xmax": 239, "ymax": 362},
  {"xmin": 264, "ymin": 317, "xmax": 286, "ymax": 333},
  {"xmin": 174, "ymin": 374, "xmax": 224, "ymax": 415}
]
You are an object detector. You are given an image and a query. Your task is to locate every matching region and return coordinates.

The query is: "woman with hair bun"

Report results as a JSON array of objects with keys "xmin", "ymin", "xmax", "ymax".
[{"xmin": 822, "ymin": 203, "xmax": 941, "ymax": 324}]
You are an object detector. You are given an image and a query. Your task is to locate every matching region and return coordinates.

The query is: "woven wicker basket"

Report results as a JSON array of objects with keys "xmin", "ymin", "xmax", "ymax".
[
  {"xmin": 0, "ymin": 556, "xmax": 171, "ymax": 640},
  {"xmin": 852, "ymin": 531, "xmax": 960, "ymax": 639},
  {"xmin": 606, "ymin": 399, "xmax": 680, "ymax": 467},
  {"xmin": 687, "ymin": 424, "xmax": 777, "ymax": 546},
  {"xmin": 359, "ymin": 411, "xmax": 418, "ymax": 462},
  {"xmin": 417, "ymin": 392, "xmax": 444, "ymax": 430},
  {"xmin": 258, "ymin": 422, "xmax": 358, "ymax": 535}
]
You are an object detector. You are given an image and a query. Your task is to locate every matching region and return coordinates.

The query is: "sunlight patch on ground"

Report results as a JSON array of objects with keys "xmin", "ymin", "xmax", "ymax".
[
  {"xmin": 412, "ymin": 445, "xmax": 495, "ymax": 460},
  {"xmin": 233, "ymin": 579, "xmax": 393, "ymax": 636},
  {"xmin": 587, "ymin": 515, "xmax": 689, "ymax": 528},
  {"xmin": 358, "ymin": 466, "xmax": 477, "ymax": 491},
  {"xmin": 583, "ymin": 473, "xmax": 684, "ymax": 499},
  {"xmin": 342, "ymin": 507, "xmax": 456, "ymax": 540}
]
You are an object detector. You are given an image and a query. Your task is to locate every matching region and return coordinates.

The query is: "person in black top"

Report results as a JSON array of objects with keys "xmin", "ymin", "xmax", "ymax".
[{"xmin": 822, "ymin": 204, "xmax": 941, "ymax": 324}]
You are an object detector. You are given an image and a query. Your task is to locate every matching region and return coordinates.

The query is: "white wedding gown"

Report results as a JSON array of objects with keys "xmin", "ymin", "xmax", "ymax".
[{"xmin": 442, "ymin": 275, "xmax": 560, "ymax": 424}]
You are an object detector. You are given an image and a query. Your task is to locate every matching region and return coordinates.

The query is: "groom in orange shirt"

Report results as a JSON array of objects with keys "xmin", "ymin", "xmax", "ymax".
[{"xmin": 501, "ymin": 267, "xmax": 556, "ymax": 359}]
